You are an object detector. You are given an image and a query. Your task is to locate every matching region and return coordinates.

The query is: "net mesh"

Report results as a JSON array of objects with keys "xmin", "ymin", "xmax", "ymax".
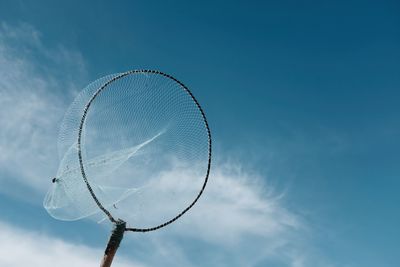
[{"xmin": 43, "ymin": 71, "xmax": 211, "ymax": 229}]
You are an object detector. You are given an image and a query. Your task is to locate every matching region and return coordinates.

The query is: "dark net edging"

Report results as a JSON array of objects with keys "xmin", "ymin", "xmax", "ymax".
[{"xmin": 77, "ymin": 69, "xmax": 212, "ymax": 232}]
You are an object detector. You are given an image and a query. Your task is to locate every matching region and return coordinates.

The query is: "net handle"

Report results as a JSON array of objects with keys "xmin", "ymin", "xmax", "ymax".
[{"xmin": 100, "ymin": 220, "xmax": 126, "ymax": 267}]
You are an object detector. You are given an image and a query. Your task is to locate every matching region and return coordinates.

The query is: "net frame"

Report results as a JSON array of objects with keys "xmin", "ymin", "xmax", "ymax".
[{"xmin": 77, "ymin": 70, "xmax": 212, "ymax": 232}]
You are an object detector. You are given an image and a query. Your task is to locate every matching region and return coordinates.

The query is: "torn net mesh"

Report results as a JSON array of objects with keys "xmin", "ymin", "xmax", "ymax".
[{"xmin": 43, "ymin": 72, "xmax": 210, "ymax": 229}]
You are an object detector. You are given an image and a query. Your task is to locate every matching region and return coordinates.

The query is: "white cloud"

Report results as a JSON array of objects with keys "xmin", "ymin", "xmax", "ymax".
[
  {"xmin": 118, "ymin": 162, "xmax": 309, "ymax": 267},
  {"xmin": 0, "ymin": 220, "xmax": 145, "ymax": 267},
  {"xmin": 179, "ymin": 163, "xmax": 300, "ymax": 243},
  {"xmin": 0, "ymin": 22, "xmax": 86, "ymax": 197}
]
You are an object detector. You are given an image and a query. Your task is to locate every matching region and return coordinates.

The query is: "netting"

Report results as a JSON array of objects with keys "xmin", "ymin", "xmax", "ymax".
[{"xmin": 43, "ymin": 70, "xmax": 211, "ymax": 230}]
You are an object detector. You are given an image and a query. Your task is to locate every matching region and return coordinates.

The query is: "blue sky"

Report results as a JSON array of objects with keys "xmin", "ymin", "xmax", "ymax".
[{"xmin": 0, "ymin": 1, "xmax": 399, "ymax": 266}]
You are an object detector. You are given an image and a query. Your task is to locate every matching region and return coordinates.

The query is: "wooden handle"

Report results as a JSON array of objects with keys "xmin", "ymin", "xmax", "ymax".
[
  {"xmin": 100, "ymin": 246, "xmax": 119, "ymax": 267},
  {"xmin": 100, "ymin": 220, "xmax": 126, "ymax": 267}
]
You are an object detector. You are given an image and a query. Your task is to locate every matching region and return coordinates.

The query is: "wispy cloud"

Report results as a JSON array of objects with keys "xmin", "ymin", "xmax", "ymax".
[
  {"xmin": 119, "ymin": 162, "xmax": 310, "ymax": 267},
  {"xmin": 0, "ymin": 22, "xmax": 86, "ymax": 197},
  {"xmin": 0, "ymin": 220, "xmax": 145, "ymax": 267},
  {"xmin": 178, "ymin": 163, "xmax": 300, "ymax": 243}
]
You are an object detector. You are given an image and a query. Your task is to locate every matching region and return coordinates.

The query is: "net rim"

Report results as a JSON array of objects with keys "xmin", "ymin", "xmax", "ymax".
[{"xmin": 77, "ymin": 69, "xmax": 212, "ymax": 232}]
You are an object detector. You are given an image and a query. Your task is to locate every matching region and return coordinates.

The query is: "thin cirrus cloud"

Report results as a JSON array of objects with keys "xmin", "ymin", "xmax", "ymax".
[
  {"xmin": 135, "ymin": 164, "xmax": 306, "ymax": 267},
  {"xmin": 0, "ymin": 220, "xmax": 145, "ymax": 267},
  {"xmin": 0, "ymin": 22, "xmax": 333, "ymax": 267},
  {"xmin": 0, "ymin": 22, "xmax": 85, "ymax": 197}
]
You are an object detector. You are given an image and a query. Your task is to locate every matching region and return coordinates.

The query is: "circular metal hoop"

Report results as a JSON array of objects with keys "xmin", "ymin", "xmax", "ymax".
[{"xmin": 77, "ymin": 70, "xmax": 212, "ymax": 232}]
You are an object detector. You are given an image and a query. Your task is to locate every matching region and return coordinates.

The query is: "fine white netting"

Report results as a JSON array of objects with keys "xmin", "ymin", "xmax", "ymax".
[{"xmin": 43, "ymin": 71, "xmax": 211, "ymax": 229}]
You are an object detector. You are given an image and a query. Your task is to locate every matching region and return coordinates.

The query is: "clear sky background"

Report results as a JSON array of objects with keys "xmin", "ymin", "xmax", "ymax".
[{"xmin": 0, "ymin": 1, "xmax": 399, "ymax": 266}]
